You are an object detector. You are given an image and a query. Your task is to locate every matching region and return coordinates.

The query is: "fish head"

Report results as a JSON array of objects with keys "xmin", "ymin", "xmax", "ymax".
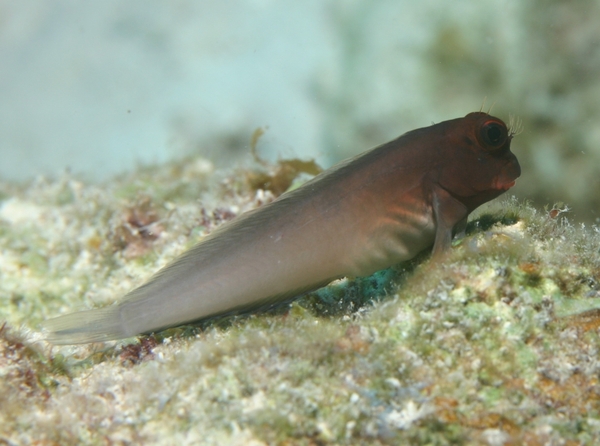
[{"xmin": 436, "ymin": 112, "xmax": 521, "ymax": 212}]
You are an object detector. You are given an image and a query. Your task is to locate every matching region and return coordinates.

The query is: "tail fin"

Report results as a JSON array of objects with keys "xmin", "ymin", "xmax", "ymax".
[{"xmin": 42, "ymin": 306, "xmax": 127, "ymax": 344}]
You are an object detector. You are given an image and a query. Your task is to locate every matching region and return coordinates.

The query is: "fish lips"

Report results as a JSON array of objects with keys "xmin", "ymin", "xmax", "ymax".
[{"xmin": 493, "ymin": 157, "xmax": 521, "ymax": 191}]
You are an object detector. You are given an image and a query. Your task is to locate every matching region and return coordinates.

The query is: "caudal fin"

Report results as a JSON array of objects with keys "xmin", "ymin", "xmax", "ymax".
[{"xmin": 42, "ymin": 306, "xmax": 127, "ymax": 344}]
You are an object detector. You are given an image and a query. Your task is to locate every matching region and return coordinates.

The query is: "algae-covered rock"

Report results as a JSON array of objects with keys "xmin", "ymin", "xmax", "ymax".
[{"xmin": 1, "ymin": 157, "xmax": 600, "ymax": 445}]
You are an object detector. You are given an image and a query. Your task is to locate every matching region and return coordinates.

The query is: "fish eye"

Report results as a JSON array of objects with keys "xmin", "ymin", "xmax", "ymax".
[{"xmin": 479, "ymin": 120, "xmax": 508, "ymax": 149}]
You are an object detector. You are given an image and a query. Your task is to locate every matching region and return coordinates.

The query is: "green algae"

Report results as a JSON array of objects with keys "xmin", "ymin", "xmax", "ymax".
[{"xmin": 2, "ymin": 157, "xmax": 600, "ymax": 444}]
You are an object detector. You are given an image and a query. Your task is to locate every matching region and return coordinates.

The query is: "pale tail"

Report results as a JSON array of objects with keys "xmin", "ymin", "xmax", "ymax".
[{"xmin": 42, "ymin": 306, "xmax": 126, "ymax": 344}]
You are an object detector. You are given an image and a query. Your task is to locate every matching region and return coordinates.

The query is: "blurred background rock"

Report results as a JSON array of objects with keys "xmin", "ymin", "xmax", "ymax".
[{"xmin": 1, "ymin": 0, "xmax": 599, "ymax": 221}]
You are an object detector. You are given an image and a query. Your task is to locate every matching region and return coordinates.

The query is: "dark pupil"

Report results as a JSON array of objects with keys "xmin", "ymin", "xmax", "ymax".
[{"xmin": 486, "ymin": 124, "xmax": 503, "ymax": 144}]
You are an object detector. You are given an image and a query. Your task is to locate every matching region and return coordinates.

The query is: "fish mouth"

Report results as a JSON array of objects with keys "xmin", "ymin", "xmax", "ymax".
[
  {"xmin": 501, "ymin": 180, "xmax": 516, "ymax": 190},
  {"xmin": 493, "ymin": 157, "xmax": 521, "ymax": 191},
  {"xmin": 493, "ymin": 178, "xmax": 517, "ymax": 191}
]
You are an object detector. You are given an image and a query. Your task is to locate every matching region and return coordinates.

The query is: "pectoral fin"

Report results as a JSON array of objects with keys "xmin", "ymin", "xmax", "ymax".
[{"xmin": 431, "ymin": 184, "xmax": 469, "ymax": 260}]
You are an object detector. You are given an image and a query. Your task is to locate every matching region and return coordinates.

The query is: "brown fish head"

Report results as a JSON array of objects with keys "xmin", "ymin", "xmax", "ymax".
[{"xmin": 436, "ymin": 112, "xmax": 521, "ymax": 212}]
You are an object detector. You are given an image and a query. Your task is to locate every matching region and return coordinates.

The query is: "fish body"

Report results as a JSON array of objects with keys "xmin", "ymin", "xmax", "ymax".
[{"xmin": 44, "ymin": 112, "xmax": 521, "ymax": 344}]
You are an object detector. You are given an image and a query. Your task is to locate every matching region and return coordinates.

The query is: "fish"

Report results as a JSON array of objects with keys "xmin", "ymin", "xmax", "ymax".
[{"xmin": 43, "ymin": 112, "xmax": 521, "ymax": 344}]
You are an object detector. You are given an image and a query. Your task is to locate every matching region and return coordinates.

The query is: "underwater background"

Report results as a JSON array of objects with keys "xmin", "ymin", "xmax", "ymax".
[{"xmin": 1, "ymin": 0, "xmax": 599, "ymax": 220}]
